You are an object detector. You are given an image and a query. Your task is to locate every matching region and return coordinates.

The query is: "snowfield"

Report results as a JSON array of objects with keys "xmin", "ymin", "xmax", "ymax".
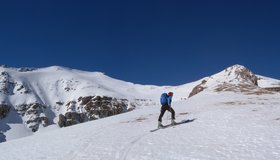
[
  {"xmin": 0, "ymin": 65, "xmax": 197, "ymax": 142},
  {"xmin": 0, "ymin": 91, "xmax": 280, "ymax": 160},
  {"xmin": 1, "ymin": 64, "xmax": 280, "ymax": 160}
]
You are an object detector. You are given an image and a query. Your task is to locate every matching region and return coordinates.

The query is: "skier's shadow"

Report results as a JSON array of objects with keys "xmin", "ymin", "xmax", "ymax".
[
  {"xmin": 180, "ymin": 118, "xmax": 196, "ymax": 124},
  {"xmin": 165, "ymin": 118, "xmax": 196, "ymax": 128}
]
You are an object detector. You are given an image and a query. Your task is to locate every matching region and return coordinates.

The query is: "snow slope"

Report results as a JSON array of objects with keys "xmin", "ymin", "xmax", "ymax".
[
  {"xmin": 0, "ymin": 65, "xmax": 198, "ymax": 104},
  {"xmin": 0, "ymin": 91, "xmax": 280, "ymax": 160},
  {"xmin": 1, "ymin": 64, "xmax": 280, "ymax": 159},
  {"xmin": 257, "ymin": 75, "xmax": 280, "ymax": 88},
  {"xmin": 0, "ymin": 65, "xmax": 198, "ymax": 142}
]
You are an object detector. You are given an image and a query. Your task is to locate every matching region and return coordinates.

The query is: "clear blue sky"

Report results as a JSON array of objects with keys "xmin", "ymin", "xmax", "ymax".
[{"xmin": 0, "ymin": 0, "xmax": 280, "ymax": 85}]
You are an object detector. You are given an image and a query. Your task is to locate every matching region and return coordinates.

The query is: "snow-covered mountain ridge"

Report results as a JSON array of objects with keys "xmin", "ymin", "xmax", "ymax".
[
  {"xmin": 0, "ymin": 65, "xmax": 198, "ymax": 142},
  {"xmin": 188, "ymin": 64, "xmax": 280, "ymax": 97},
  {"xmin": 0, "ymin": 64, "xmax": 280, "ymax": 144}
]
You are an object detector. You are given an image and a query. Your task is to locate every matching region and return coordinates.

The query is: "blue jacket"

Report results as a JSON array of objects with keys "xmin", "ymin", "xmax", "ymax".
[{"xmin": 167, "ymin": 96, "xmax": 172, "ymax": 106}]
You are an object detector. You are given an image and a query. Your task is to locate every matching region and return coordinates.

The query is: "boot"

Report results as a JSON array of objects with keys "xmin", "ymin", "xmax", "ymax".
[
  {"xmin": 158, "ymin": 121, "xmax": 163, "ymax": 129},
  {"xmin": 171, "ymin": 119, "xmax": 177, "ymax": 126}
]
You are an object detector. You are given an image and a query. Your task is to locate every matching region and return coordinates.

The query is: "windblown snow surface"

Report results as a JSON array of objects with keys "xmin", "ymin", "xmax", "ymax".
[{"xmin": 0, "ymin": 91, "xmax": 280, "ymax": 160}]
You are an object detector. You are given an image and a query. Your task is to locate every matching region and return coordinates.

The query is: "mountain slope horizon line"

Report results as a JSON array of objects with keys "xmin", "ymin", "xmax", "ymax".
[{"xmin": 1, "ymin": 64, "xmax": 279, "ymax": 86}]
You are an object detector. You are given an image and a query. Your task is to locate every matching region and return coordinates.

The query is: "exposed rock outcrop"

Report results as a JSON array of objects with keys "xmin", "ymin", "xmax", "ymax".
[
  {"xmin": 0, "ymin": 104, "xmax": 11, "ymax": 119},
  {"xmin": 215, "ymin": 83, "xmax": 272, "ymax": 95},
  {"xmin": 58, "ymin": 112, "xmax": 85, "ymax": 127},
  {"xmin": 0, "ymin": 71, "xmax": 15, "ymax": 95},
  {"xmin": 83, "ymin": 96, "xmax": 132, "ymax": 120},
  {"xmin": 14, "ymin": 82, "xmax": 31, "ymax": 94},
  {"xmin": 58, "ymin": 96, "xmax": 134, "ymax": 127},
  {"xmin": 263, "ymin": 87, "xmax": 280, "ymax": 92},
  {"xmin": 17, "ymin": 67, "xmax": 37, "ymax": 72},
  {"xmin": 188, "ymin": 80, "xmax": 207, "ymax": 98},
  {"xmin": 15, "ymin": 103, "xmax": 49, "ymax": 132}
]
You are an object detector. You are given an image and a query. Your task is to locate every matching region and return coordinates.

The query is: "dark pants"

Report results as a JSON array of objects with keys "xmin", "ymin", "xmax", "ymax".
[{"xmin": 158, "ymin": 105, "xmax": 175, "ymax": 122}]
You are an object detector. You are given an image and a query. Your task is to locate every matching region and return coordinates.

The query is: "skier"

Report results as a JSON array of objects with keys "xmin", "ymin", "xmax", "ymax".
[{"xmin": 158, "ymin": 92, "xmax": 176, "ymax": 128}]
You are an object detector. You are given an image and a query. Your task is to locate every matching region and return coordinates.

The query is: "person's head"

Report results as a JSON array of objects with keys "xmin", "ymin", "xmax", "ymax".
[{"xmin": 168, "ymin": 92, "xmax": 173, "ymax": 97}]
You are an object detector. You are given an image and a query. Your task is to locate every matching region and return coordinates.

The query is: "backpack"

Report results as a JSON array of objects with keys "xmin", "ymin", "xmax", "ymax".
[{"xmin": 160, "ymin": 93, "xmax": 168, "ymax": 105}]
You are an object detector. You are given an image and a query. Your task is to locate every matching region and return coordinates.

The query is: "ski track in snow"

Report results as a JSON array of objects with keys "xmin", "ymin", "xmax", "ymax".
[{"xmin": 118, "ymin": 133, "xmax": 149, "ymax": 160}]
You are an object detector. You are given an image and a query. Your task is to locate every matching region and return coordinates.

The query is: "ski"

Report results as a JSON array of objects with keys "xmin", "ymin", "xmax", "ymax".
[
  {"xmin": 150, "ymin": 125, "xmax": 168, "ymax": 132},
  {"xmin": 150, "ymin": 119, "xmax": 196, "ymax": 132}
]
